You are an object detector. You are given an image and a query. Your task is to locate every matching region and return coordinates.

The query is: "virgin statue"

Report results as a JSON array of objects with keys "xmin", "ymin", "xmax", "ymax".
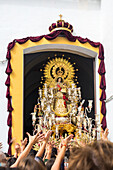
[{"xmin": 53, "ymin": 77, "xmax": 69, "ymax": 116}]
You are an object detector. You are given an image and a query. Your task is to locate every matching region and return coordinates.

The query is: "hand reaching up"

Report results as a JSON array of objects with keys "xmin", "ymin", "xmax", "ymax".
[
  {"xmin": 21, "ymin": 137, "xmax": 27, "ymax": 146},
  {"xmin": 35, "ymin": 130, "xmax": 52, "ymax": 158},
  {"xmin": 61, "ymin": 134, "xmax": 74, "ymax": 147},
  {"xmin": 26, "ymin": 131, "xmax": 45, "ymax": 145},
  {"xmin": 15, "ymin": 143, "xmax": 21, "ymax": 154},
  {"xmin": 14, "ymin": 143, "xmax": 21, "ymax": 158},
  {"xmin": 44, "ymin": 130, "xmax": 52, "ymax": 143},
  {"xmin": 20, "ymin": 138, "xmax": 28, "ymax": 152},
  {"xmin": 51, "ymin": 134, "xmax": 73, "ymax": 170},
  {"xmin": 101, "ymin": 128, "xmax": 109, "ymax": 141}
]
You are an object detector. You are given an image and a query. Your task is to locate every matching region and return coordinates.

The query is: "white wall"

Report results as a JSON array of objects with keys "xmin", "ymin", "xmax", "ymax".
[{"xmin": 0, "ymin": 0, "xmax": 113, "ymax": 152}]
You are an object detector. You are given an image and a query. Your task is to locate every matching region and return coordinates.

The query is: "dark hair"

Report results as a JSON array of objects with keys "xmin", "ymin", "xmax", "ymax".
[
  {"xmin": 46, "ymin": 158, "xmax": 55, "ymax": 170},
  {"xmin": 28, "ymin": 149, "xmax": 37, "ymax": 158},
  {"xmin": 51, "ymin": 147, "xmax": 57, "ymax": 158},
  {"xmin": 0, "ymin": 168, "xmax": 19, "ymax": 170},
  {"xmin": 7, "ymin": 157, "xmax": 17, "ymax": 167},
  {"xmin": 57, "ymin": 77, "xmax": 63, "ymax": 83},
  {"xmin": 35, "ymin": 156, "xmax": 45, "ymax": 167},
  {"xmin": 17, "ymin": 156, "xmax": 46, "ymax": 170}
]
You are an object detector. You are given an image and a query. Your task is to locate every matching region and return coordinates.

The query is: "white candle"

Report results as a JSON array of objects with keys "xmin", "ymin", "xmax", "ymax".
[
  {"xmin": 31, "ymin": 112, "xmax": 36, "ymax": 122},
  {"xmin": 89, "ymin": 126, "xmax": 92, "ymax": 133},
  {"xmin": 77, "ymin": 87, "xmax": 81, "ymax": 93},
  {"xmin": 50, "ymin": 88, "xmax": 53, "ymax": 95},
  {"xmin": 88, "ymin": 100, "xmax": 93, "ymax": 108},
  {"xmin": 44, "ymin": 89, "xmax": 48, "ymax": 98},
  {"xmin": 56, "ymin": 125, "xmax": 59, "ymax": 135},
  {"xmin": 88, "ymin": 118, "xmax": 92, "ymax": 129},
  {"xmin": 93, "ymin": 128, "xmax": 96, "ymax": 138},
  {"xmin": 72, "ymin": 83, "xmax": 75, "ymax": 89},
  {"xmin": 52, "ymin": 113, "xmax": 55, "ymax": 119},
  {"xmin": 41, "ymin": 99, "xmax": 44, "ymax": 110},
  {"xmin": 47, "ymin": 105, "xmax": 51, "ymax": 112},
  {"xmin": 81, "ymin": 111, "xmax": 84, "ymax": 118},
  {"xmin": 95, "ymin": 114, "xmax": 99, "ymax": 122},
  {"xmin": 72, "ymin": 116, "xmax": 76, "ymax": 123},
  {"xmin": 44, "ymin": 116, "xmax": 46, "ymax": 126},
  {"xmin": 39, "ymin": 118, "xmax": 43, "ymax": 126},
  {"xmin": 68, "ymin": 88, "xmax": 71, "ymax": 96},
  {"xmin": 74, "ymin": 88, "xmax": 77, "ymax": 96},
  {"xmin": 77, "ymin": 115, "xmax": 80, "ymax": 122},
  {"xmin": 39, "ymin": 89, "xmax": 42, "ymax": 98},
  {"xmin": 44, "ymin": 83, "xmax": 47, "ymax": 88},
  {"xmin": 78, "ymin": 106, "xmax": 81, "ymax": 112}
]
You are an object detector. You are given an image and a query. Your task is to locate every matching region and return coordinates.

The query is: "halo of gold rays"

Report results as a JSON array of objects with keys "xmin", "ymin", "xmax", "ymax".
[{"xmin": 44, "ymin": 58, "xmax": 75, "ymax": 87}]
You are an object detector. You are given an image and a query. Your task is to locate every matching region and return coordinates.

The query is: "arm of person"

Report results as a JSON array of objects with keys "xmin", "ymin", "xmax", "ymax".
[
  {"xmin": 51, "ymin": 145, "xmax": 66, "ymax": 170},
  {"xmin": 20, "ymin": 137, "xmax": 28, "ymax": 152},
  {"xmin": 44, "ymin": 143, "xmax": 52, "ymax": 160},
  {"xmin": 14, "ymin": 143, "xmax": 21, "ymax": 158},
  {"xmin": 11, "ymin": 132, "xmax": 44, "ymax": 168},
  {"xmin": 51, "ymin": 134, "xmax": 73, "ymax": 170},
  {"xmin": 36, "ymin": 130, "xmax": 52, "ymax": 158}
]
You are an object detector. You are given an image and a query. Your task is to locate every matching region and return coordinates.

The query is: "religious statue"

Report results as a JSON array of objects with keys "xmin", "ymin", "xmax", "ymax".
[
  {"xmin": 31, "ymin": 56, "xmax": 102, "ymax": 153},
  {"xmin": 52, "ymin": 76, "xmax": 71, "ymax": 116}
]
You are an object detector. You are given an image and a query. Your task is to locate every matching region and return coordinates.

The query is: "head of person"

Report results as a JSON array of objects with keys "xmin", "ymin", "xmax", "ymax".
[
  {"xmin": 46, "ymin": 158, "xmax": 55, "ymax": 170},
  {"xmin": 51, "ymin": 147, "xmax": 57, "ymax": 158},
  {"xmin": 0, "ymin": 151, "xmax": 7, "ymax": 167},
  {"xmin": 18, "ymin": 156, "xmax": 46, "ymax": 170},
  {"xmin": 7, "ymin": 157, "xmax": 17, "ymax": 167},
  {"xmin": 91, "ymin": 140, "xmax": 113, "ymax": 170},
  {"xmin": 68, "ymin": 145, "xmax": 104, "ymax": 170}
]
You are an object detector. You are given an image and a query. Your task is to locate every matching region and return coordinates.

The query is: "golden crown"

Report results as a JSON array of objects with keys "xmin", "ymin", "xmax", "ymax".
[{"xmin": 49, "ymin": 14, "xmax": 73, "ymax": 33}]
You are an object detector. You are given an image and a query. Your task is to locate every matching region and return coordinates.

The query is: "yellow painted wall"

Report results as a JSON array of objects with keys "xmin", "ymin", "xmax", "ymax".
[{"xmin": 10, "ymin": 36, "xmax": 99, "ymax": 154}]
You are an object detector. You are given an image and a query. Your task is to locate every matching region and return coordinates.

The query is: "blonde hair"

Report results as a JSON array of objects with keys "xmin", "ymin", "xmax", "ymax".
[
  {"xmin": 68, "ymin": 145, "xmax": 104, "ymax": 170},
  {"xmin": 91, "ymin": 140, "xmax": 113, "ymax": 169}
]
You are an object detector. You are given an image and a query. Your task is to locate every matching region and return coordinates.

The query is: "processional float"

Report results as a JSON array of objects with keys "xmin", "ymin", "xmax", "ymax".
[{"xmin": 30, "ymin": 16, "xmax": 102, "ymax": 149}]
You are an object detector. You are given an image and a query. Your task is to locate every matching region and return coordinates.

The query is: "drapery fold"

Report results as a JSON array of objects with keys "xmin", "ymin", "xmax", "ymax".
[
  {"xmin": 100, "ymin": 74, "xmax": 106, "ymax": 90},
  {"xmin": 98, "ymin": 60, "xmax": 106, "ymax": 75},
  {"xmin": 5, "ymin": 75, "xmax": 10, "ymax": 86},
  {"xmin": 5, "ymin": 30, "xmax": 106, "ymax": 155},
  {"xmin": 7, "ymin": 112, "xmax": 12, "ymax": 127},
  {"xmin": 100, "ymin": 89, "xmax": 106, "ymax": 101}
]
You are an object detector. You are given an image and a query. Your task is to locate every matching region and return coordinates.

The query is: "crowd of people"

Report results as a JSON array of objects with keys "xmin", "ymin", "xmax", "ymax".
[{"xmin": 0, "ymin": 128, "xmax": 112, "ymax": 170}]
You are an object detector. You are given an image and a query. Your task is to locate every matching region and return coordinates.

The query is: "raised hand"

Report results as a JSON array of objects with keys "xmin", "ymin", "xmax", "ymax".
[
  {"xmin": 20, "ymin": 138, "xmax": 28, "ymax": 152},
  {"xmin": 26, "ymin": 131, "xmax": 45, "ymax": 144},
  {"xmin": 21, "ymin": 138, "xmax": 27, "ymax": 146},
  {"xmin": 46, "ymin": 142, "xmax": 53, "ymax": 153},
  {"xmin": 44, "ymin": 130, "xmax": 52, "ymax": 143},
  {"xmin": 14, "ymin": 143, "xmax": 21, "ymax": 158},
  {"xmin": 61, "ymin": 134, "xmax": 74, "ymax": 146},
  {"xmin": 101, "ymin": 128, "xmax": 109, "ymax": 141}
]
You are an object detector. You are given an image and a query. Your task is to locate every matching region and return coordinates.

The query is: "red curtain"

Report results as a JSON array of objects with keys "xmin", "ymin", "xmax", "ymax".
[{"xmin": 5, "ymin": 30, "xmax": 106, "ymax": 155}]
